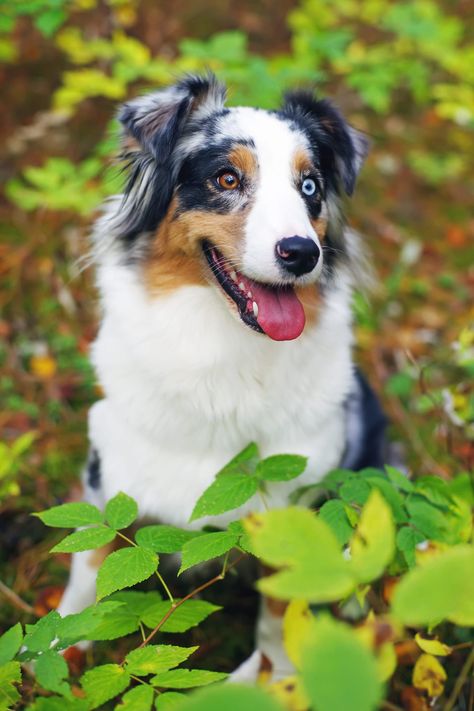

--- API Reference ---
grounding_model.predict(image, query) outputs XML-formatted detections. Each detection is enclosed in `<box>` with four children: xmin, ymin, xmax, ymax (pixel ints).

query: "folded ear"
<box><xmin>281</xmin><ymin>91</ymin><xmax>369</xmax><ymax>196</ymax></box>
<box><xmin>118</xmin><ymin>73</ymin><xmax>227</xmax><ymax>165</ymax></box>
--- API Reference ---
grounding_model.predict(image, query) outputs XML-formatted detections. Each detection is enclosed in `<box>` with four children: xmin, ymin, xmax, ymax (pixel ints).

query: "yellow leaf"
<box><xmin>269</xmin><ymin>676</ymin><xmax>309</xmax><ymax>711</ymax></box>
<box><xmin>415</xmin><ymin>634</ymin><xmax>451</xmax><ymax>657</ymax></box>
<box><xmin>377</xmin><ymin>643</ymin><xmax>397</xmax><ymax>682</ymax></box>
<box><xmin>413</xmin><ymin>653</ymin><xmax>447</xmax><ymax>698</ymax></box>
<box><xmin>350</xmin><ymin>489</ymin><xmax>395</xmax><ymax>583</ymax></box>
<box><xmin>283</xmin><ymin>600</ymin><xmax>315</xmax><ymax>669</ymax></box>
<box><xmin>30</xmin><ymin>354</ymin><xmax>57</xmax><ymax>379</ymax></box>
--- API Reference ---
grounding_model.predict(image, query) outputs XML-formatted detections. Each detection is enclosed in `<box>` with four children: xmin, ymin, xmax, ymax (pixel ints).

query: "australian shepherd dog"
<box><xmin>58</xmin><ymin>74</ymin><xmax>387</xmax><ymax>679</ymax></box>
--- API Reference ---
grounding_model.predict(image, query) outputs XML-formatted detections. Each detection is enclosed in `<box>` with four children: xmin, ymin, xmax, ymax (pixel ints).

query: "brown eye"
<box><xmin>216</xmin><ymin>171</ymin><xmax>240</xmax><ymax>190</ymax></box>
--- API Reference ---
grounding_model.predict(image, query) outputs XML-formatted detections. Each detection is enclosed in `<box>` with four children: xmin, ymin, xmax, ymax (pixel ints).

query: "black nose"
<box><xmin>275</xmin><ymin>236</ymin><xmax>320</xmax><ymax>277</ymax></box>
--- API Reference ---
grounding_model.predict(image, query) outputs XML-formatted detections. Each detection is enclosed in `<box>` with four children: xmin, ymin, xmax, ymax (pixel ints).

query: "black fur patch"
<box><xmin>342</xmin><ymin>370</ymin><xmax>387</xmax><ymax>471</ymax></box>
<box><xmin>86</xmin><ymin>448</ymin><xmax>102</xmax><ymax>490</ymax></box>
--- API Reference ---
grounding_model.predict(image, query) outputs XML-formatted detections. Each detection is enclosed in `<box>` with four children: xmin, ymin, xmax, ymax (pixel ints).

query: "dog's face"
<box><xmin>116</xmin><ymin>75</ymin><xmax>369</xmax><ymax>341</ymax></box>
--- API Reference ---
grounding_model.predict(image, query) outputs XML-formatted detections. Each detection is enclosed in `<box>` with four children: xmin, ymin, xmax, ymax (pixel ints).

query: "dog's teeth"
<box><xmin>247</xmin><ymin>291</ymin><xmax>252</xmax><ymax>298</ymax></box>
<box><xmin>239</xmin><ymin>282</ymin><xmax>245</xmax><ymax>291</ymax></box>
<box><xmin>252</xmin><ymin>301</ymin><xmax>259</xmax><ymax>317</ymax></box>
<box><xmin>230</xmin><ymin>271</ymin><xmax>237</xmax><ymax>282</ymax></box>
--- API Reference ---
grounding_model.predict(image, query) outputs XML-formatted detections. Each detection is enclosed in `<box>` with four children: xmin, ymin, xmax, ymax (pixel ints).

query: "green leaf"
<box><xmin>23</xmin><ymin>611</ymin><xmax>60</xmax><ymax>654</ymax></box>
<box><xmin>179</xmin><ymin>532</ymin><xmax>239</xmax><ymax>574</ymax></box>
<box><xmin>125</xmin><ymin>645</ymin><xmax>197</xmax><ymax>675</ymax></box>
<box><xmin>151</xmin><ymin>669</ymin><xmax>227</xmax><ymax>689</ymax></box>
<box><xmin>81</xmin><ymin>664</ymin><xmax>131</xmax><ymax>709</ymax></box>
<box><xmin>0</xmin><ymin>624</ymin><xmax>23</xmax><ymax>665</ymax></box>
<box><xmin>0</xmin><ymin>661</ymin><xmax>21</xmax><ymax>711</ymax></box>
<box><xmin>190</xmin><ymin>473</ymin><xmax>259</xmax><ymax>522</ymax></box>
<box><xmin>301</xmin><ymin>617</ymin><xmax>382</xmax><ymax>711</ymax></box>
<box><xmin>385</xmin><ymin>465</ymin><xmax>413</xmax><ymax>493</ymax></box>
<box><xmin>340</xmin><ymin>477</ymin><xmax>372</xmax><ymax>506</ymax></box>
<box><xmin>51</xmin><ymin>525</ymin><xmax>116</xmax><ymax>553</ymax></box>
<box><xmin>414</xmin><ymin>476</ymin><xmax>454</xmax><ymax>509</ymax></box>
<box><xmin>116</xmin><ymin>685</ymin><xmax>154</xmax><ymax>710</ymax></box>
<box><xmin>350</xmin><ymin>489</ymin><xmax>396</xmax><ymax>583</ymax></box>
<box><xmin>396</xmin><ymin>526</ymin><xmax>426</xmax><ymax>567</ymax></box>
<box><xmin>155</xmin><ymin>692</ymin><xmax>187</xmax><ymax>709</ymax></box>
<box><xmin>256</xmin><ymin>454</ymin><xmax>307</xmax><ymax>482</ymax></box>
<box><xmin>246</xmin><ymin>507</ymin><xmax>355</xmax><ymax>602</ymax></box>
<box><xmin>318</xmin><ymin>500</ymin><xmax>353</xmax><ymax>546</ymax></box>
<box><xmin>35</xmin><ymin>502</ymin><xmax>103</xmax><ymax>528</ymax></box>
<box><xmin>365</xmin><ymin>478</ymin><xmax>408</xmax><ymax>524</ymax></box>
<box><xmin>218</xmin><ymin>442</ymin><xmax>260</xmax><ymax>476</ymax></box>
<box><xmin>142</xmin><ymin>600</ymin><xmax>221</xmax><ymax>632</ymax></box>
<box><xmin>135</xmin><ymin>525</ymin><xmax>199</xmax><ymax>553</ymax></box>
<box><xmin>170</xmin><ymin>684</ymin><xmax>284</xmax><ymax>711</ymax></box>
<box><xmin>56</xmin><ymin>602</ymin><xmax>129</xmax><ymax>645</ymax></box>
<box><xmin>105</xmin><ymin>492</ymin><xmax>138</xmax><ymax>530</ymax></box>
<box><xmin>35</xmin><ymin>650</ymin><xmax>70</xmax><ymax>697</ymax></box>
<box><xmin>406</xmin><ymin>494</ymin><xmax>450</xmax><ymax>540</ymax></box>
<box><xmin>96</xmin><ymin>547</ymin><xmax>158</xmax><ymax>600</ymax></box>
<box><xmin>392</xmin><ymin>545</ymin><xmax>474</xmax><ymax>627</ymax></box>
<box><xmin>28</xmin><ymin>697</ymin><xmax>89</xmax><ymax>711</ymax></box>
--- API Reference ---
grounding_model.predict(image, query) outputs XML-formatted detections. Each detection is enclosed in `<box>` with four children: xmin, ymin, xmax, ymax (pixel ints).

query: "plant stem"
<box><xmin>136</xmin><ymin>553</ymin><xmax>246</xmax><ymax>649</ymax></box>
<box><xmin>444</xmin><ymin>645</ymin><xmax>474</xmax><ymax>711</ymax></box>
<box><xmin>155</xmin><ymin>569</ymin><xmax>174</xmax><ymax>603</ymax></box>
<box><xmin>0</xmin><ymin>580</ymin><xmax>36</xmax><ymax>615</ymax></box>
<box><xmin>116</xmin><ymin>530</ymin><xmax>136</xmax><ymax>547</ymax></box>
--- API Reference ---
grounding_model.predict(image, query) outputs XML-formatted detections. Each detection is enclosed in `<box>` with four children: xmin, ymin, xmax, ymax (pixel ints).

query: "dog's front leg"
<box><xmin>231</xmin><ymin>595</ymin><xmax>293</xmax><ymax>683</ymax></box>
<box><xmin>57</xmin><ymin>543</ymin><xmax>113</xmax><ymax>619</ymax></box>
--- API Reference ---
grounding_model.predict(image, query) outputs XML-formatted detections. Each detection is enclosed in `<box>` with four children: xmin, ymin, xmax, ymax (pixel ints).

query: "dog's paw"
<box><xmin>229</xmin><ymin>649</ymin><xmax>294</xmax><ymax>683</ymax></box>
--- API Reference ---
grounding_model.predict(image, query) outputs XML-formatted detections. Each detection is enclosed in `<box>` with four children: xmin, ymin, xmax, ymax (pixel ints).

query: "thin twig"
<box><xmin>0</xmin><ymin>580</ymin><xmax>36</xmax><ymax>615</ymax></box>
<box><xmin>136</xmin><ymin>553</ymin><xmax>246</xmax><ymax>650</ymax></box>
<box><xmin>444</xmin><ymin>645</ymin><xmax>474</xmax><ymax>711</ymax></box>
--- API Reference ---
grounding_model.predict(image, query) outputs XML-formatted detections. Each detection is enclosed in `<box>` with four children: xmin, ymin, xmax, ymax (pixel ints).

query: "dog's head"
<box><xmin>110</xmin><ymin>74</ymin><xmax>368</xmax><ymax>341</ymax></box>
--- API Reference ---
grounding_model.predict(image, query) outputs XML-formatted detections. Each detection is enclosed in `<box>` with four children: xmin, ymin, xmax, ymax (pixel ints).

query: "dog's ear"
<box><xmin>119</xmin><ymin>74</ymin><xmax>227</xmax><ymax>165</ymax></box>
<box><xmin>281</xmin><ymin>91</ymin><xmax>369</xmax><ymax>196</ymax></box>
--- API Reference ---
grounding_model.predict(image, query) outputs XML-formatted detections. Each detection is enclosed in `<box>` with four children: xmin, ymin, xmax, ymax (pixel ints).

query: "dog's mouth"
<box><xmin>202</xmin><ymin>241</ymin><xmax>305</xmax><ymax>341</ymax></box>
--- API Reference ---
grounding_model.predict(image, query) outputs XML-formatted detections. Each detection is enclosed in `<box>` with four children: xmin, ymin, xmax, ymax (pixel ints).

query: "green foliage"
<box><xmin>0</xmin><ymin>431</ymin><xmax>36</xmax><ymax>500</ymax></box>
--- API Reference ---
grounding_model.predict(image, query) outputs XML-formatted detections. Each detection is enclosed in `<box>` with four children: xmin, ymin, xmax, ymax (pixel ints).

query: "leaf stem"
<box><xmin>155</xmin><ymin>569</ymin><xmax>174</xmax><ymax>603</ymax></box>
<box><xmin>136</xmin><ymin>553</ymin><xmax>246</xmax><ymax>650</ymax></box>
<box><xmin>116</xmin><ymin>530</ymin><xmax>136</xmax><ymax>547</ymax></box>
<box><xmin>444</xmin><ymin>644</ymin><xmax>474</xmax><ymax>711</ymax></box>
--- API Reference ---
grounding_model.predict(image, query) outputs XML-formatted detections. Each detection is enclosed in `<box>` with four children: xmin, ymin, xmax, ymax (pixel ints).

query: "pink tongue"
<box><xmin>250</xmin><ymin>282</ymin><xmax>305</xmax><ymax>341</ymax></box>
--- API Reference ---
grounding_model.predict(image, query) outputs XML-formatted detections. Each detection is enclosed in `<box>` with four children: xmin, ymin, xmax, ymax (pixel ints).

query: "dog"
<box><xmin>57</xmin><ymin>74</ymin><xmax>387</xmax><ymax>679</ymax></box>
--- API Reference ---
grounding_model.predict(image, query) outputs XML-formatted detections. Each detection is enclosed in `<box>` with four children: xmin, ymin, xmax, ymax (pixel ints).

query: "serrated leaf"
<box><xmin>35</xmin><ymin>502</ymin><xmax>103</xmax><ymax>528</ymax></box>
<box><xmin>190</xmin><ymin>473</ymin><xmax>259</xmax><ymax>522</ymax></box>
<box><xmin>27</xmin><ymin>697</ymin><xmax>89</xmax><ymax>711</ymax></box>
<box><xmin>142</xmin><ymin>600</ymin><xmax>221</xmax><ymax>632</ymax></box>
<box><xmin>36</xmin><ymin>650</ymin><xmax>70</xmax><ymax>697</ymax></box>
<box><xmin>0</xmin><ymin>624</ymin><xmax>23</xmax><ymax>665</ymax></box>
<box><xmin>414</xmin><ymin>634</ymin><xmax>451</xmax><ymax>657</ymax></box>
<box><xmin>105</xmin><ymin>492</ymin><xmax>138</xmax><ymax>530</ymax></box>
<box><xmin>385</xmin><ymin>465</ymin><xmax>413</xmax><ymax>493</ymax></box>
<box><xmin>23</xmin><ymin>611</ymin><xmax>60</xmax><ymax>654</ymax></box>
<box><xmin>340</xmin><ymin>477</ymin><xmax>372</xmax><ymax>505</ymax></box>
<box><xmin>81</xmin><ymin>664</ymin><xmax>130</xmax><ymax>708</ymax></box>
<box><xmin>179</xmin><ymin>532</ymin><xmax>239</xmax><ymax>574</ymax></box>
<box><xmin>96</xmin><ymin>547</ymin><xmax>158</xmax><ymax>600</ymax></box>
<box><xmin>155</xmin><ymin>692</ymin><xmax>187</xmax><ymax>709</ymax></box>
<box><xmin>245</xmin><ymin>507</ymin><xmax>355</xmax><ymax>602</ymax></box>
<box><xmin>151</xmin><ymin>668</ymin><xmax>227</xmax><ymax>689</ymax></box>
<box><xmin>318</xmin><ymin>500</ymin><xmax>353</xmax><ymax>546</ymax></box>
<box><xmin>256</xmin><ymin>454</ymin><xmax>307</xmax><ymax>482</ymax></box>
<box><xmin>392</xmin><ymin>545</ymin><xmax>474</xmax><ymax>626</ymax></box>
<box><xmin>301</xmin><ymin>617</ymin><xmax>382</xmax><ymax>711</ymax></box>
<box><xmin>51</xmin><ymin>525</ymin><xmax>116</xmax><ymax>553</ymax></box>
<box><xmin>135</xmin><ymin>525</ymin><xmax>199</xmax><ymax>553</ymax></box>
<box><xmin>116</xmin><ymin>685</ymin><xmax>154</xmax><ymax>710</ymax></box>
<box><xmin>405</xmin><ymin>494</ymin><xmax>450</xmax><ymax>540</ymax></box>
<box><xmin>396</xmin><ymin>526</ymin><xmax>426</xmax><ymax>567</ymax></box>
<box><xmin>350</xmin><ymin>489</ymin><xmax>395</xmax><ymax>583</ymax></box>
<box><xmin>55</xmin><ymin>602</ymin><xmax>125</xmax><ymax>645</ymax></box>
<box><xmin>0</xmin><ymin>661</ymin><xmax>21</xmax><ymax>710</ymax></box>
<box><xmin>412</xmin><ymin>654</ymin><xmax>447</xmax><ymax>697</ymax></box>
<box><xmin>365</xmin><ymin>478</ymin><xmax>408</xmax><ymax>524</ymax></box>
<box><xmin>414</xmin><ymin>476</ymin><xmax>454</xmax><ymax>509</ymax></box>
<box><xmin>126</xmin><ymin>645</ymin><xmax>197</xmax><ymax>675</ymax></box>
<box><xmin>167</xmin><ymin>685</ymin><xmax>284</xmax><ymax>711</ymax></box>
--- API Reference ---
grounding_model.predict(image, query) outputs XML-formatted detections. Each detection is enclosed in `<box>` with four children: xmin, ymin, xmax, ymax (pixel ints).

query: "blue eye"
<box><xmin>301</xmin><ymin>178</ymin><xmax>317</xmax><ymax>196</ymax></box>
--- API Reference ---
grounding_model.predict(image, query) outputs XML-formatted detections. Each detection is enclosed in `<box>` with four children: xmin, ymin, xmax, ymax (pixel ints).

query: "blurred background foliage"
<box><xmin>0</xmin><ymin>0</ymin><xmax>473</xmax><ymax>660</ymax></box>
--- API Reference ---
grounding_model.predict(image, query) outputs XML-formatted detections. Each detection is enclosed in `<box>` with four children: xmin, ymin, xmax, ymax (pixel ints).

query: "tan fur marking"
<box><xmin>295</xmin><ymin>284</ymin><xmax>321</xmax><ymax>327</ymax></box>
<box><xmin>228</xmin><ymin>145</ymin><xmax>258</xmax><ymax>178</ymax></box>
<box><xmin>292</xmin><ymin>147</ymin><xmax>314</xmax><ymax>178</ymax></box>
<box><xmin>144</xmin><ymin>200</ymin><xmax>248</xmax><ymax>295</ymax></box>
<box><xmin>87</xmin><ymin>541</ymin><xmax>116</xmax><ymax>569</ymax></box>
<box><xmin>311</xmin><ymin>215</ymin><xmax>328</xmax><ymax>242</ymax></box>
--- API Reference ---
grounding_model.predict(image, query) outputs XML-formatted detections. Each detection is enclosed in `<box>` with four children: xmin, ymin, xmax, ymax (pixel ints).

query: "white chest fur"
<box><xmin>88</xmin><ymin>262</ymin><xmax>355</xmax><ymax>528</ymax></box>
